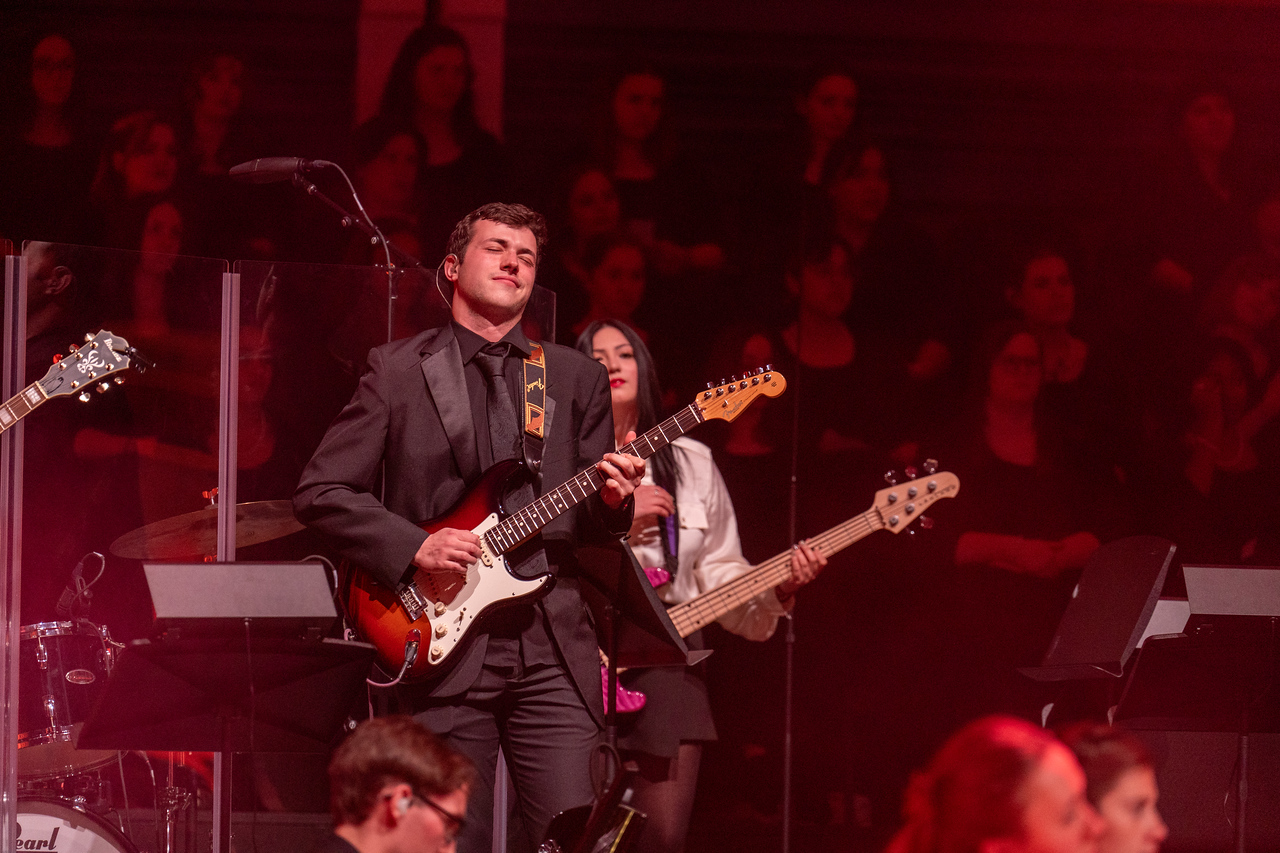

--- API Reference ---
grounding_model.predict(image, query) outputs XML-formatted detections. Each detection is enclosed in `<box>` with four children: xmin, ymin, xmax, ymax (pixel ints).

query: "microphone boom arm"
<box><xmin>290</xmin><ymin>172</ymin><xmax>430</xmax><ymax>273</ymax></box>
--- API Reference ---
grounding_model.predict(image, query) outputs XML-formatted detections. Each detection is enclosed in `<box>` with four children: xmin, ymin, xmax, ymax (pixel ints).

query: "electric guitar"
<box><xmin>345</xmin><ymin>367</ymin><xmax>788</xmax><ymax>681</ymax></box>
<box><xmin>668</xmin><ymin>469</ymin><xmax>960</xmax><ymax>638</ymax></box>
<box><xmin>0</xmin><ymin>331</ymin><xmax>138</xmax><ymax>434</ymax></box>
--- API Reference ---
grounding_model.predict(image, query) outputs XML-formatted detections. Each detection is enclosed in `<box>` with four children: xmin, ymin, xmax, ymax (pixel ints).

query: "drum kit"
<box><xmin>15</xmin><ymin>499</ymin><xmax>304</xmax><ymax>853</ymax></box>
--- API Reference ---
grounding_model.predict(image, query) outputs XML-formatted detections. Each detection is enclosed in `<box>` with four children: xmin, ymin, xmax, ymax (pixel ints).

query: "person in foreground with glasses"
<box><xmin>314</xmin><ymin>716</ymin><xmax>474</xmax><ymax>853</ymax></box>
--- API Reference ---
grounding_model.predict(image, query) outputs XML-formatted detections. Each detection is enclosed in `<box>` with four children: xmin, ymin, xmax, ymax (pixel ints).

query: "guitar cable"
<box><xmin>365</xmin><ymin>629</ymin><xmax>420</xmax><ymax>689</ymax></box>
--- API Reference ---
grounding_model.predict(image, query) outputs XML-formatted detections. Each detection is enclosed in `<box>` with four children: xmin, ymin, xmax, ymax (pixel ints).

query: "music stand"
<box><xmin>575</xmin><ymin>542</ymin><xmax>705</xmax><ymax>747</ymax></box>
<box><xmin>79</xmin><ymin>635</ymin><xmax>375</xmax><ymax>853</ymax></box>
<box><xmin>1021</xmin><ymin>536</ymin><xmax>1176</xmax><ymax>682</ymax></box>
<box><xmin>1115</xmin><ymin>565</ymin><xmax>1280</xmax><ymax>853</ymax></box>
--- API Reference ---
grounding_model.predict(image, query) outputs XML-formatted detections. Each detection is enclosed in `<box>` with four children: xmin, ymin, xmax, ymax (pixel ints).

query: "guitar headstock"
<box><xmin>38</xmin><ymin>330</ymin><xmax>135</xmax><ymax>402</ymax></box>
<box><xmin>694</xmin><ymin>367</ymin><xmax>787</xmax><ymax>423</ymax></box>
<box><xmin>871</xmin><ymin>470</ymin><xmax>960</xmax><ymax>534</ymax></box>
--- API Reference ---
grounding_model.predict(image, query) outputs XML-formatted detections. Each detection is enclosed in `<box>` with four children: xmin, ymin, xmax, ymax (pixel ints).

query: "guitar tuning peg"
<box><xmin>923</xmin><ymin>458</ymin><xmax>938</xmax><ymax>475</ymax></box>
<box><xmin>765</xmin><ymin>363</ymin><xmax>773</xmax><ymax>372</ymax></box>
<box><xmin>904</xmin><ymin>465</ymin><xmax>918</xmax><ymax>480</ymax></box>
<box><xmin>918</xmin><ymin>515</ymin><xmax>934</xmax><ymax>530</ymax></box>
<box><xmin>883</xmin><ymin>470</ymin><xmax>898</xmax><ymax>486</ymax></box>
<box><xmin>78</xmin><ymin>391</ymin><xmax>91</xmax><ymax>402</ymax></box>
<box><xmin>96</xmin><ymin>382</ymin><xmax>110</xmax><ymax>393</ymax></box>
<box><xmin>705</xmin><ymin>381</ymin><xmax>715</xmax><ymax>390</ymax></box>
<box><xmin>84</xmin><ymin>332</ymin><xmax>93</xmax><ymax>342</ymax></box>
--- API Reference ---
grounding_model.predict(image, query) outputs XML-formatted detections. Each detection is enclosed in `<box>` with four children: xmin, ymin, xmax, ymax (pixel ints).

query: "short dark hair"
<box><xmin>328</xmin><ymin>716</ymin><xmax>474</xmax><ymax>826</ymax></box>
<box><xmin>1058</xmin><ymin>722</ymin><xmax>1155</xmax><ymax>807</ymax></box>
<box><xmin>446</xmin><ymin>202</ymin><xmax>549</xmax><ymax>266</ymax></box>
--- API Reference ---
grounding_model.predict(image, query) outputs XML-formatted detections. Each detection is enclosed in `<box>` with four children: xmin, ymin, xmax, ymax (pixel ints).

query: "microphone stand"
<box><xmin>289</xmin><ymin>169</ymin><xmax>437</xmax><ymax>347</ymax></box>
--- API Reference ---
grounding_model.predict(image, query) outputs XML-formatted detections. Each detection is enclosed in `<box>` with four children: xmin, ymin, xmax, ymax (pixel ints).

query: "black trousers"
<box><xmin>416</xmin><ymin>660</ymin><xmax>602</xmax><ymax>853</ymax></box>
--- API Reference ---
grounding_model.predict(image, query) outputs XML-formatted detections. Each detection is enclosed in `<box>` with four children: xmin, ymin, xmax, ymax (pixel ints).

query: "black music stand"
<box><xmin>1115</xmin><ymin>565</ymin><xmax>1280</xmax><ymax>853</ymax></box>
<box><xmin>575</xmin><ymin>542</ymin><xmax>705</xmax><ymax>748</ymax></box>
<box><xmin>79</xmin><ymin>635</ymin><xmax>375</xmax><ymax>853</ymax></box>
<box><xmin>1021</xmin><ymin>536</ymin><xmax>1176</xmax><ymax>682</ymax></box>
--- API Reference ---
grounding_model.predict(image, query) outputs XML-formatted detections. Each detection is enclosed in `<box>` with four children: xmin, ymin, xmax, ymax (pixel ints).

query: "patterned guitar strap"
<box><xmin>522</xmin><ymin>343</ymin><xmax>546</xmax><ymax>478</ymax></box>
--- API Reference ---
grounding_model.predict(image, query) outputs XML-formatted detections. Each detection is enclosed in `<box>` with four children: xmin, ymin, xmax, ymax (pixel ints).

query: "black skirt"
<box><xmin>614</xmin><ymin>630</ymin><xmax>717</xmax><ymax>758</ymax></box>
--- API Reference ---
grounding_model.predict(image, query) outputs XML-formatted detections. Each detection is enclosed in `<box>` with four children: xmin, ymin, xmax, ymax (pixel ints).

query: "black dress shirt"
<box><xmin>450</xmin><ymin>321</ymin><xmax>557</xmax><ymax>669</ymax></box>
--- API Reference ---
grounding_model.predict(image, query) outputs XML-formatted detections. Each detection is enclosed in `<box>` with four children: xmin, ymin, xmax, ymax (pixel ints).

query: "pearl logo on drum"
<box><xmin>65</xmin><ymin>669</ymin><xmax>95</xmax><ymax>685</ymax></box>
<box><xmin>15</xmin><ymin>822</ymin><xmax>59</xmax><ymax>850</ymax></box>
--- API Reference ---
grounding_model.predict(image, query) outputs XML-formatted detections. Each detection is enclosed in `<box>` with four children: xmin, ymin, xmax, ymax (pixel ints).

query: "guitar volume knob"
<box><xmin>430</xmin><ymin>646</ymin><xmax>443</xmax><ymax>660</ymax></box>
<box><xmin>434</xmin><ymin>623</ymin><xmax>448</xmax><ymax>638</ymax></box>
<box><xmin>434</xmin><ymin>601</ymin><xmax>447</xmax><ymax>616</ymax></box>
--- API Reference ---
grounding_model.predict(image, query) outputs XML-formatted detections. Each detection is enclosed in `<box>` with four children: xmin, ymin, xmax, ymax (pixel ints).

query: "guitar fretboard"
<box><xmin>667</xmin><ymin>508</ymin><xmax>882</xmax><ymax>637</ymax></box>
<box><xmin>484</xmin><ymin>403</ymin><xmax>706</xmax><ymax>554</ymax></box>
<box><xmin>0</xmin><ymin>383</ymin><xmax>47</xmax><ymax>434</ymax></box>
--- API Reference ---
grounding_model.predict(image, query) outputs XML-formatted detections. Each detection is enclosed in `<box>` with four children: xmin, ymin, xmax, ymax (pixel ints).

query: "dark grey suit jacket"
<box><xmin>294</xmin><ymin>324</ymin><xmax>629</xmax><ymax>722</ymax></box>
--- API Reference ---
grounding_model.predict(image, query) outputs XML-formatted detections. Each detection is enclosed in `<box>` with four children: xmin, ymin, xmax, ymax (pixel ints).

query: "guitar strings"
<box><xmin>670</xmin><ymin>511</ymin><xmax>879</xmax><ymax>635</ymax></box>
<box><xmin>486</xmin><ymin>404</ymin><xmax>704</xmax><ymax>553</ymax></box>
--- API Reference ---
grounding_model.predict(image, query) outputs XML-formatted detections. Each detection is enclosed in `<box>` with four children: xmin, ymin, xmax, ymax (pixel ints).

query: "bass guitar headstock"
<box><xmin>871</xmin><ymin>462</ymin><xmax>960</xmax><ymax>534</ymax></box>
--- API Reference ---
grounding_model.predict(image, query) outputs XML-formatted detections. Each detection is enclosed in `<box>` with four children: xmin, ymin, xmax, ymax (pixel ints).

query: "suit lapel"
<box><xmin>420</xmin><ymin>327</ymin><xmax>481</xmax><ymax>483</ymax></box>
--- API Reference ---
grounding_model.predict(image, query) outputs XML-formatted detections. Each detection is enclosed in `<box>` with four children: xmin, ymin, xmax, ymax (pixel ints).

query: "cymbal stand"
<box><xmin>158</xmin><ymin>753</ymin><xmax>193</xmax><ymax>853</ymax></box>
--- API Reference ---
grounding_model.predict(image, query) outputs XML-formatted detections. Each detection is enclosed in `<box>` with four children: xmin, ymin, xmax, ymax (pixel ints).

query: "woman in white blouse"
<box><xmin>577</xmin><ymin>319</ymin><xmax>826</xmax><ymax>853</ymax></box>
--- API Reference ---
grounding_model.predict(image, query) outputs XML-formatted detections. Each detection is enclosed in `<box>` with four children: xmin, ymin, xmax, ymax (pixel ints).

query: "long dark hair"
<box><xmin>378</xmin><ymin>25</ymin><xmax>483</xmax><ymax>147</ymax></box>
<box><xmin>587</xmin><ymin>61</ymin><xmax>677</xmax><ymax>175</ymax></box>
<box><xmin>575</xmin><ymin>318</ymin><xmax>682</xmax><ymax>498</ymax></box>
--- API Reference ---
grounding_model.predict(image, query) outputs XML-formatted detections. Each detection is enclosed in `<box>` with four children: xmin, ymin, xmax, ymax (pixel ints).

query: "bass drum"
<box><xmin>17</xmin><ymin>797</ymin><xmax>138</xmax><ymax>853</ymax></box>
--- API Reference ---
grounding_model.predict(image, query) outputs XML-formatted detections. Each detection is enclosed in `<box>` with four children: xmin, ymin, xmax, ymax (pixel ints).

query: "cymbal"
<box><xmin>110</xmin><ymin>501</ymin><xmax>304</xmax><ymax>560</ymax></box>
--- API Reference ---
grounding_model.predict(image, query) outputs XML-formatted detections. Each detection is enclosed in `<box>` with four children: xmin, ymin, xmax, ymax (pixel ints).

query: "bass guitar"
<box><xmin>345</xmin><ymin>367</ymin><xmax>788</xmax><ymax>682</ymax></box>
<box><xmin>669</xmin><ymin>468</ymin><xmax>960</xmax><ymax>638</ymax></box>
<box><xmin>0</xmin><ymin>330</ymin><xmax>139</xmax><ymax>434</ymax></box>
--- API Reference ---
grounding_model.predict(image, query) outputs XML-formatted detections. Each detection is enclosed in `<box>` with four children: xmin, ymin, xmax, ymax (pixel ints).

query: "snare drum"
<box><xmin>19</xmin><ymin>621</ymin><xmax>119</xmax><ymax>780</ymax></box>
<box><xmin>18</xmin><ymin>797</ymin><xmax>139</xmax><ymax>853</ymax></box>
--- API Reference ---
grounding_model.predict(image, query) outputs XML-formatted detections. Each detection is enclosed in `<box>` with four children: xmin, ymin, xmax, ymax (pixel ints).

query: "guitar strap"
<box><xmin>522</xmin><ymin>343</ymin><xmax>546</xmax><ymax>481</ymax></box>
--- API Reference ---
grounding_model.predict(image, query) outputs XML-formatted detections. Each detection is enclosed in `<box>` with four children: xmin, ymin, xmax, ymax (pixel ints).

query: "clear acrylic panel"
<box><xmin>20</xmin><ymin>242</ymin><xmax>228</xmax><ymax>643</ymax></box>
<box><xmin>231</xmin><ymin>260</ymin><xmax>555</xmax><ymax>518</ymax></box>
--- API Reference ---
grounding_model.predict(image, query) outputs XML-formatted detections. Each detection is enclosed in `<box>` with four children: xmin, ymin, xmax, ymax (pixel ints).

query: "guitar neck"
<box><xmin>0</xmin><ymin>382</ymin><xmax>47</xmax><ymax>435</ymax></box>
<box><xmin>485</xmin><ymin>404</ymin><xmax>705</xmax><ymax>554</ymax></box>
<box><xmin>667</xmin><ymin>506</ymin><xmax>882</xmax><ymax>637</ymax></box>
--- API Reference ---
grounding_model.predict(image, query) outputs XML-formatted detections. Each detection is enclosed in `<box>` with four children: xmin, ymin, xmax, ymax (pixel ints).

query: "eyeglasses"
<box><xmin>413</xmin><ymin>793</ymin><xmax>467</xmax><ymax>843</ymax></box>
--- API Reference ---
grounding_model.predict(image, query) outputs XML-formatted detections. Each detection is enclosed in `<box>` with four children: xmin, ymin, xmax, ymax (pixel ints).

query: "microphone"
<box><xmin>228</xmin><ymin>157</ymin><xmax>325</xmax><ymax>184</ymax></box>
<box><xmin>55</xmin><ymin>553</ymin><xmax>89</xmax><ymax>618</ymax></box>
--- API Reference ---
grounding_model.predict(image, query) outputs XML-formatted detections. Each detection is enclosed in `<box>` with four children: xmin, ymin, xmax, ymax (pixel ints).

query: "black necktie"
<box><xmin>475</xmin><ymin>343</ymin><xmax>520</xmax><ymax>465</ymax></box>
<box><xmin>475</xmin><ymin>342</ymin><xmax>547</xmax><ymax>579</ymax></box>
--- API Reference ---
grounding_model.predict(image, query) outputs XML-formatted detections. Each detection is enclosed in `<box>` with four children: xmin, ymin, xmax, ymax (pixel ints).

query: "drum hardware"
<box><xmin>158</xmin><ymin>753</ymin><xmax>195</xmax><ymax>853</ymax></box>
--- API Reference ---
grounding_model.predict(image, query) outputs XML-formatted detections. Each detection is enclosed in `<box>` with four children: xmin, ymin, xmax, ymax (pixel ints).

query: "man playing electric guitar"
<box><xmin>294</xmin><ymin>203</ymin><xmax>645</xmax><ymax>853</ymax></box>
